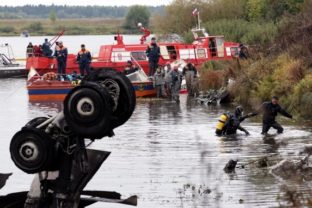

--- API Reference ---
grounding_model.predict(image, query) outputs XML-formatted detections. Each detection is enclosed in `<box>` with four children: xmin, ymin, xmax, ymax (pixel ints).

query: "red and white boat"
<box><xmin>26</xmin><ymin>19</ymin><xmax>239</xmax><ymax>75</ymax></box>
<box><xmin>27</xmin><ymin>68</ymin><xmax>157</xmax><ymax>102</ymax></box>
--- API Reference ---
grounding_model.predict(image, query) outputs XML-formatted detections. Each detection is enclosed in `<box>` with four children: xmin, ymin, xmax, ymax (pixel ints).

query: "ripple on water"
<box><xmin>0</xmin><ymin>84</ymin><xmax>311</xmax><ymax>207</ymax></box>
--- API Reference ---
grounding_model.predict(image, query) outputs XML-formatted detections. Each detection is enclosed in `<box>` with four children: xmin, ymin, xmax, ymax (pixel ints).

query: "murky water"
<box><xmin>0</xmin><ymin>78</ymin><xmax>311</xmax><ymax>208</ymax></box>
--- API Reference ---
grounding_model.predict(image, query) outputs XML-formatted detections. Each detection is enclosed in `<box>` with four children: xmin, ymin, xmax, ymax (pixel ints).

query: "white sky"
<box><xmin>0</xmin><ymin>0</ymin><xmax>172</xmax><ymax>6</ymax></box>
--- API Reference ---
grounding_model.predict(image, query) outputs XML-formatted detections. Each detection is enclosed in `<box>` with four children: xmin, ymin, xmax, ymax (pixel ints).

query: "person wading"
<box><xmin>170</xmin><ymin>65</ymin><xmax>182</xmax><ymax>103</ymax></box>
<box><xmin>153</xmin><ymin>67</ymin><xmax>165</xmax><ymax>98</ymax></box>
<box><xmin>54</xmin><ymin>41</ymin><xmax>68</xmax><ymax>80</ymax></box>
<box><xmin>182</xmin><ymin>62</ymin><xmax>198</xmax><ymax>97</ymax></box>
<box><xmin>252</xmin><ymin>96</ymin><xmax>293</xmax><ymax>135</ymax></box>
<box><xmin>146</xmin><ymin>37</ymin><xmax>160</xmax><ymax>77</ymax></box>
<box><xmin>216</xmin><ymin>106</ymin><xmax>255</xmax><ymax>136</ymax></box>
<box><xmin>76</xmin><ymin>44</ymin><xmax>92</xmax><ymax>77</ymax></box>
<box><xmin>164</xmin><ymin>62</ymin><xmax>173</xmax><ymax>98</ymax></box>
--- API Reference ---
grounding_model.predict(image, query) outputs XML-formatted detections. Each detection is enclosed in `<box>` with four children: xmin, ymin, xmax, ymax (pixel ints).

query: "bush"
<box><xmin>26</xmin><ymin>22</ymin><xmax>43</xmax><ymax>32</ymax></box>
<box><xmin>203</xmin><ymin>19</ymin><xmax>277</xmax><ymax>46</ymax></box>
<box><xmin>0</xmin><ymin>26</ymin><xmax>15</xmax><ymax>33</ymax></box>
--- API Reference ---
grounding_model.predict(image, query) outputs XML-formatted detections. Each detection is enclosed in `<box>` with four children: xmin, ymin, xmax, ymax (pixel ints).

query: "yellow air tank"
<box><xmin>216</xmin><ymin>114</ymin><xmax>228</xmax><ymax>135</ymax></box>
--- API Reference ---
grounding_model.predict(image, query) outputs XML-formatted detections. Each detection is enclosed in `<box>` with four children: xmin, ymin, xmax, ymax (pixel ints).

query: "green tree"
<box><xmin>246</xmin><ymin>0</ymin><xmax>266</xmax><ymax>21</ymax></box>
<box><xmin>49</xmin><ymin>10</ymin><xmax>57</xmax><ymax>23</ymax></box>
<box><xmin>123</xmin><ymin>5</ymin><xmax>151</xmax><ymax>32</ymax></box>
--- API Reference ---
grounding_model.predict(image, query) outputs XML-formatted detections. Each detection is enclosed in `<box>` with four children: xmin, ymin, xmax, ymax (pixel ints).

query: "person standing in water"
<box><xmin>252</xmin><ymin>96</ymin><xmax>293</xmax><ymax>135</ymax></box>
<box><xmin>170</xmin><ymin>65</ymin><xmax>182</xmax><ymax>103</ymax></box>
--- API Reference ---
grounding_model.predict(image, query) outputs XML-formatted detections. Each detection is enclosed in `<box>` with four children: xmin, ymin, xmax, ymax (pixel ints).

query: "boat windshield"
<box><xmin>127</xmin><ymin>69</ymin><xmax>149</xmax><ymax>82</ymax></box>
<box><xmin>0</xmin><ymin>54</ymin><xmax>12</xmax><ymax>65</ymax></box>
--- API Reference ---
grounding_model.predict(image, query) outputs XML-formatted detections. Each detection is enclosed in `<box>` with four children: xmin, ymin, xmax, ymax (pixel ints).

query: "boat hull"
<box><xmin>27</xmin><ymin>80</ymin><xmax>156</xmax><ymax>102</ymax></box>
<box><xmin>0</xmin><ymin>68</ymin><xmax>27</xmax><ymax>78</ymax></box>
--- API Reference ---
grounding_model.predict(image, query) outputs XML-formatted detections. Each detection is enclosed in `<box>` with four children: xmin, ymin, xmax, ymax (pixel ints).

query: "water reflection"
<box><xmin>0</xmin><ymin>81</ymin><xmax>312</xmax><ymax>208</ymax></box>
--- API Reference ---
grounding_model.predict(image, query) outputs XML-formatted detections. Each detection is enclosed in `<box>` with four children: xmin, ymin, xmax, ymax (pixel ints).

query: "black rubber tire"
<box><xmin>10</xmin><ymin>128</ymin><xmax>55</xmax><ymax>174</ymax></box>
<box><xmin>25</xmin><ymin>117</ymin><xmax>49</xmax><ymax>128</ymax></box>
<box><xmin>63</xmin><ymin>82</ymin><xmax>113</xmax><ymax>139</ymax></box>
<box><xmin>84</xmin><ymin>68</ymin><xmax>136</xmax><ymax>129</ymax></box>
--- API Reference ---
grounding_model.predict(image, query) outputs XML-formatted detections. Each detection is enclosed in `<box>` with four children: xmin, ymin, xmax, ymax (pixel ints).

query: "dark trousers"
<box><xmin>149</xmin><ymin>61</ymin><xmax>158</xmax><ymax>77</ymax></box>
<box><xmin>262</xmin><ymin>121</ymin><xmax>284</xmax><ymax>134</ymax></box>
<box><xmin>57</xmin><ymin>61</ymin><xmax>66</xmax><ymax>75</ymax></box>
<box><xmin>155</xmin><ymin>85</ymin><xmax>162</xmax><ymax>98</ymax></box>
<box><xmin>79</xmin><ymin>63</ymin><xmax>90</xmax><ymax>76</ymax></box>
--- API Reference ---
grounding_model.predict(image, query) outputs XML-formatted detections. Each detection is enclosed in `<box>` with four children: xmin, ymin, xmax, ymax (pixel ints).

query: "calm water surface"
<box><xmin>0</xmin><ymin>35</ymin><xmax>142</xmax><ymax>59</ymax></box>
<box><xmin>0</xmin><ymin>76</ymin><xmax>311</xmax><ymax>208</ymax></box>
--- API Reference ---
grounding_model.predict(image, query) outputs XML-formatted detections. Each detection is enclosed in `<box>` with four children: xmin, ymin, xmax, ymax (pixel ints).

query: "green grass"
<box><xmin>0</xmin><ymin>18</ymin><xmax>125</xmax><ymax>36</ymax></box>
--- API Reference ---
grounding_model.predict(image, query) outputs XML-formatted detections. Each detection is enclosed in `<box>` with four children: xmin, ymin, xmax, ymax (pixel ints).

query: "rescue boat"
<box><xmin>26</xmin><ymin>18</ymin><xmax>240</xmax><ymax>75</ymax></box>
<box><xmin>27</xmin><ymin>68</ymin><xmax>156</xmax><ymax>102</ymax></box>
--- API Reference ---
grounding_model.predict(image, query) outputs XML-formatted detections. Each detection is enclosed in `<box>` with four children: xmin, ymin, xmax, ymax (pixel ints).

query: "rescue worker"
<box><xmin>239</xmin><ymin>43</ymin><xmax>249</xmax><ymax>59</ymax></box>
<box><xmin>171</xmin><ymin>65</ymin><xmax>182</xmax><ymax>102</ymax></box>
<box><xmin>33</xmin><ymin>45</ymin><xmax>42</xmax><ymax>57</ymax></box>
<box><xmin>216</xmin><ymin>106</ymin><xmax>255</xmax><ymax>136</ymax></box>
<box><xmin>42</xmin><ymin>38</ymin><xmax>52</xmax><ymax>57</ymax></box>
<box><xmin>26</xmin><ymin>42</ymin><xmax>33</xmax><ymax>57</ymax></box>
<box><xmin>146</xmin><ymin>37</ymin><xmax>160</xmax><ymax>77</ymax></box>
<box><xmin>76</xmin><ymin>44</ymin><xmax>92</xmax><ymax>76</ymax></box>
<box><xmin>252</xmin><ymin>96</ymin><xmax>293</xmax><ymax>135</ymax></box>
<box><xmin>153</xmin><ymin>67</ymin><xmax>165</xmax><ymax>98</ymax></box>
<box><xmin>54</xmin><ymin>41</ymin><xmax>68</xmax><ymax>80</ymax></box>
<box><xmin>182</xmin><ymin>62</ymin><xmax>198</xmax><ymax>97</ymax></box>
<box><xmin>124</xmin><ymin>60</ymin><xmax>138</xmax><ymax>75</ymax></box>
<box><xmin>164</xmin><ymin>62</ymin><xmax>173</xmax><ymax>98</ymax></box>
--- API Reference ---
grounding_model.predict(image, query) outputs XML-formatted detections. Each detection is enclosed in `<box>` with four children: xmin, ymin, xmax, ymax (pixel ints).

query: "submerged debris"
<box><xmin>196</xmin><ymin>88</ymin><xmax>230</xmax><ymax>105</ymax></box>
<box><xmin>257</xmin><ymin>157</ymin><xmax>269</xmax><ymax>168</ymax></box>
<box><xmin>270</xmin><ymin>146</ymin><xmax>312</xmax><ymax>180</ymax></box>
<box><xmin>224</xmin><ymin>159</ymin><xmax>237</xmax><ymax>173</ymax></box>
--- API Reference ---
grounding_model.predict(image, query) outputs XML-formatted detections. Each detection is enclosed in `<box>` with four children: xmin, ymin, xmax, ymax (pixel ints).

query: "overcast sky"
<box><xmin>0</xmin><ymin>0</ymin><xmax>172</xmax><ymax>6</ymax></box>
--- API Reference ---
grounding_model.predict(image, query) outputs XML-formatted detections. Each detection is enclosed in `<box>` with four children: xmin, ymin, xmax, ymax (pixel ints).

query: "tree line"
<box><xmin>0</xmin><ymin>5</ymin><xmax>165</xmax><ymax>19</ymax></box>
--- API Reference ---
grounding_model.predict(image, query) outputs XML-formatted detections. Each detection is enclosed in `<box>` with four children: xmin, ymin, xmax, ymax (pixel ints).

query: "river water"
<box><xmin>0</xmin><ymin>35</ymin><xmax>142</xmax><ymax>59</ymax></box>
<box><xmin>0</xmin><ymin>35</ymin><xmax>311</xmax><ymax>208</ymax></box>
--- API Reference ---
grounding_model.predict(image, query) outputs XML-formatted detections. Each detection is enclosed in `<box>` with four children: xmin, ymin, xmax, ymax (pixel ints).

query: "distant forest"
<box><xmin>0</xmin><ymin>5</ymin><xmax>165</xmax><ymax>19</ymax></box>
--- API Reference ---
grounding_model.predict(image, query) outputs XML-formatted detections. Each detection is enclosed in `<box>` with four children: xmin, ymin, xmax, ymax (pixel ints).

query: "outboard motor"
<box><xmin>8</xmin><ymin>69</ymin><xmax>137</xmax><ymax>208</ymax></box>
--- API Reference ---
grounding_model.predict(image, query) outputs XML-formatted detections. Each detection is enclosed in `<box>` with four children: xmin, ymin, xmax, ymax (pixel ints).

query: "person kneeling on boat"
<box><xmin>54</xmin><ymin>41</ymin><xmax>68</xmax><ymax>80</ymax></box>
<box><xmin>76</xmin><ymin>44</ymin><xmax>92</xmax><ymax>77</ymax></box>
<box><xmin>216</xmin><ymin>106</ymin><xmax>255</xmax><ymax>136</ymax></box>
<box><xmin>124</xmin><ymin>60</ymin><xmax>138</xmax><ymax>75</ymax></box>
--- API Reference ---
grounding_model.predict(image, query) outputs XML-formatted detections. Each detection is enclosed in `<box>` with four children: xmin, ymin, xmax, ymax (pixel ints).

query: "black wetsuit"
<box><xmin>255</xmin><ymin>102</ymin><xmax>292</xmax><ymax>134</ymax></box>
<box><xmin>218</xmin><ymin>113</ymin><xmax>251</xmax><ymax>135</ymax></box>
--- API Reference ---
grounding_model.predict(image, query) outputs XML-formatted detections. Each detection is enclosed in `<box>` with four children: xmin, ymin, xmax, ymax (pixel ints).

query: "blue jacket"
<box><xmin>146</xmin><ymin>44</ymin><xmax>160</xmax><ymax>63</ymax></box>
<box><xmin>77</xmin><ymin>49</ymin><xmax>91</xmax><ymax>64</ymax></box>
<box><xmin>54</xmin><ymin>46</ymin><xmax>68</xmax><ymax>63</ymax></box>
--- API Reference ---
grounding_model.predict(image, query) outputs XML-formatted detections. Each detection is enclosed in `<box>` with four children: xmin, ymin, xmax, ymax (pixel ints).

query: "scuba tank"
<box><xmin>216</xmin><ymin>113</ymin><xmax>229</xmax><ymax>135</ymax></box>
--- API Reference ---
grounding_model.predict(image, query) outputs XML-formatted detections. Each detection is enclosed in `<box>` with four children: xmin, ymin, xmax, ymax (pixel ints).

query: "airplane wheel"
<box><xmin>63</xmin><ymin>82</ymin><xmax>113</xmax><ymax>139</ymax></box>
<box><xmin>10</xmin><ymin>128</ymin><xmax>55</xmax><ymax>174</ymax></box>
<box><xmin>25</xmin><ymin>117</ymin><xmax>49</xmax><ymax>128</ymax></box>
<box><xmin>84</xmin><ymin>68</ymin><xmax>136</xmax><ymax>129</ymax></box>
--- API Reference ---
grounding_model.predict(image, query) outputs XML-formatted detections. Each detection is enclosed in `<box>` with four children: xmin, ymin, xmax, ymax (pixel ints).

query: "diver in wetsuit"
<box><xmin>252</xmin><ymin>96</ymin><xmax>293</xmax><ymax>135</ymax></box>
<box><xmin>216</xmin><ymin>106</ymin><xmax>255</xmax><ymax>136</ymax></box>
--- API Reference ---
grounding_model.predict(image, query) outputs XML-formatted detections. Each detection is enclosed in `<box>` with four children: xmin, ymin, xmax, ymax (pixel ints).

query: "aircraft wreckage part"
<box><xmin>63</xmin><ymin>82</ymin><xmax>113</xmax><ymax>139</ymax></box>
<box><xmin>0</xmin><ymin>190</ymin><xmax>136</xmax><ymax>207</ymax></box>
<box><xmin>84</xmin><ymin>68</ymin><xmax>136</xmax><ymax>129</ymax></box>
<box><xmin>0</xmin><ymin>173</ymin><xmax>12</xmax><ymax>190</ymax></box>
<box><xmin>25</xmin><ymin>117</ymin><xmax>49</xmax><ymax>129</ymax></box>
<box><xmin>10</xmin><ymin>128</ymin><xmax>58</xmax><ymax>174</ymax></box>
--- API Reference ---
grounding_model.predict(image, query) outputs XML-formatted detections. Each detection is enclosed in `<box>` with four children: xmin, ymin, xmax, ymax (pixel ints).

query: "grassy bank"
<box><xmin>0</xmin><ymin>18</ymin><xmax>125</xmax><ymax>36</ymax></box>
